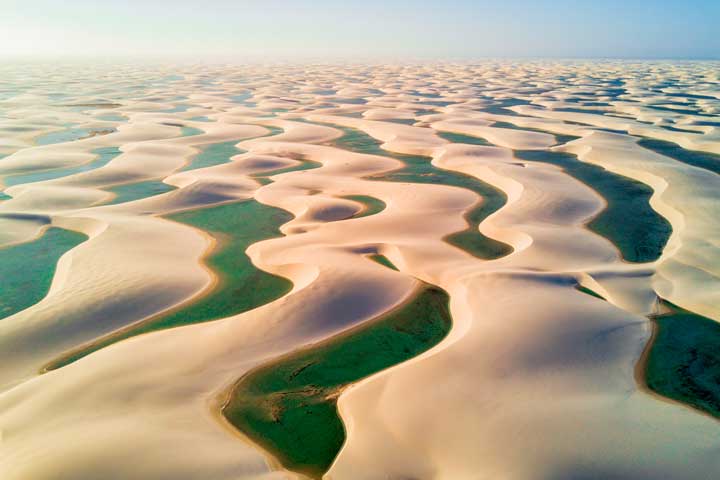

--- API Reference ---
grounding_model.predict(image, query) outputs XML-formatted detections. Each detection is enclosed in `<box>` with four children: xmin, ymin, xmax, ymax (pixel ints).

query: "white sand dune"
<box><xmin>561</xmin><ymin>131</ymin><xmax>720</xmax><ymax>321</ymax></box>
<box><xmin>1</xmin><ymin>61</ymin><xmax>719</xmax><ymax>480</ymax></box>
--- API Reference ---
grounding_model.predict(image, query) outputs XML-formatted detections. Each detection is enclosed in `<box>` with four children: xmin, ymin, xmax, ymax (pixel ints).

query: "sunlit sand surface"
<box><xmin>1</xmin><ymin>60</ymin><xmax>720</xmax><ymax>479</ymax></box>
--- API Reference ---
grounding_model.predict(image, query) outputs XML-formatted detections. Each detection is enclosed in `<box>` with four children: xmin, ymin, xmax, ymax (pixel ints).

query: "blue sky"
<box><xmin>1</xmin><ymin>0</ymin><xmax>718</xmax><ymax>59</ymax></box>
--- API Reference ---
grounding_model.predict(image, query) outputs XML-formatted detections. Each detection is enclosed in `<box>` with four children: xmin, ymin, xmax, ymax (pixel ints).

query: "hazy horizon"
<box><xmin>2</xmin><ymin>5</ymin><xmax>720</xmax><ymax>479</ymax></box>
<box><xmin>2</xmin><ymin>0</ymin><xmax>718</xmax><ymax>60</ymax></box>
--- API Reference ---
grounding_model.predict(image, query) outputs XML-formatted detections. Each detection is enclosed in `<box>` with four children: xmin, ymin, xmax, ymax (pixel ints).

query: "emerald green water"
<box><xmin>482</xmin><ymin>98</ymin><xmax>530</xmax><ymax>116</ymax></box>
<box><xmin>180</xmin><ymin>126</ymin><xmax>204</xmax><ymax>137</ymax></box>
<box><xmin>182</xmin><ymin>126</ymin><xmax>282</xmax><ymax>172</ymax></box>
<box><xmin>649</xmin><ymin>104</ymin><xmax>711</xmax><ymax>117</ymax></box>
<box><xmin>223</xmin><ymin>285</ymin><xmax>452</xmax><ymax>479</ymax></box>
<box><xmin>437</xmin><ymin>131</ymin><xmax>492</xmax><ymax>146</ymax></box>
<box><xmin>515</xmin><ymin>150</ymin><xmax>672</xmax><ymax>263</ymax></box>
<box><xmin>575</xmin><ymin>285</ymin><xmax>606</xmax><ymax>300</ymax></box>
<box><xmin>435</xmin><ymin>122</ymin><xmax>672</xmax><ymax>262</ymax></box>
<box><xmin>383</xmin><ymin>118</ymin><xmax>416</xmax><ymax>125</ymax></box>
<box><xmin>231</xmin><ymin>92</ymin><xmax>254</xmax><ymax>105</ymax></box>
<box><xmin>4</xmin><ymin>147</ymin><xmax>121</xmax><ymax>187</ymax></box>
<box><xmin>105</xmin><ymin>127</ymin><xmax>282</xmax><ymax>204</ymax></box>
<box><xmin>181</xmin><ymin>140</ymin><xmax>244</xmax><ymax>172</ymax></box>
<box><xmin>340</xmin><ymin>195</ymin><xmax>386</xmax><ymax>218</ymax></box>
<box><xmin>161</xmin><ymin>104</ymin><xmax>191</xmax><ymax>113</ymax></box>
<box><xmin>438</xmin><ymin>122</ymin><xmax>668</xmax><ymax>263</ymax></box>
<box><xmin>491</xmin><ymin>121</ymin><xmax>581</xmax><ymax>145</ymax></box>
<box><xmin>62</xmin><ymin>104</ymin><xmax>122</xmax><ymax>113</ymax></box>
<box><xmin>329</xmin><ymin>126</ymin><xmax>512</xmax><ymax>260</ymax></box>
<box><xmin>574</xmin><ymin>286</ymin><xmax>720</xmax><ymax>419</ymax></box>
<box><xmin>45</xmin><ymin>201</ymin><xmax>294</xmax><ymax>370</ymax></box>
<box><xmin>638</xmin><ymin>138</ymin><xmax>720</xmax><ymax>176</ymax></box>
<box><xmin>369</xmin><ymin>254</ymin><xmax>399</xmax><ymax>271</ymax></box>
<box><xmin>35</xmin><ymin>127</ymin><xmax>113</xmax><ymax>146</ymax></box>
<box><xmin>646</xmin><ymin>301</ymin><xmax>720</xmax><ymax>419</ymax></box>
<box><xmin>0</xmin><ymin>227</ymin><xmax>87</xmax><ymax>320</ymax></box>
<box><xmin>574</xmin><ymin>278</ymin><xmax>720</xmax><ymax>427</ymax></box>
<box><xmin>251</xmin><ymin>158</ymin><xmax>322</xmax><ymax>183</ymax></box>
<box><xmin>47</xmin><ymin>144</ymin><xmax>321</xmax><ymax>370</ymax></box>
<box><xmin>97</xmin><ymin>114</ymin><xmax>126</xmax><ymax>122</ymax></box>
<box><xmin>105</xmin><ymin>180</ymin><xmax>176</xmax><ymax>205</ymax></box>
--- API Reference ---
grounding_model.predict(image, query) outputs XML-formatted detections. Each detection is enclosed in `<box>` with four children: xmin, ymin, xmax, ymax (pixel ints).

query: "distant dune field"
<box><xmin>1</xmin><ymin>61</ymin><xmax>720</xmax><ymax>479</ymax></box>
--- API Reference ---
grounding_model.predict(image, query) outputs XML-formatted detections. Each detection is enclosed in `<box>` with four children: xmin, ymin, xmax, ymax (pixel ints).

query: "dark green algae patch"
<box><xmin>437</xmin><ymin>130</ymin><xmax>493</xmax><ymax>146</ymax></box>
<box><xmin>46</xmin><ymin>145</ymin><xmax>319</xmax><ymax>371</ymax></box>
<box><xmin>514</xmin><ymin>149</ymin><xmax>671</xmax><ymax>263</ymax></box>
<box><xmin>45</xmin><ymin>200</ymin><xmax>294</xmax><ymax>370</ymax></box>
<box><xmin>104</xmin><ymin>127</ymin><xmax>284</xmax><ymax>206</ymax></box>
<box><xmin>0</xmin><ymin>227</ymin><xmax>88</xmax><ymax>320</ymax></box>
<box><xmin>490</xmin><ymin>121</ymin><xmax>580</xmax><ymax>146</ymax></box>
<box><xmin>181</xmin><ymin>139</ymin><xmax>244</xmax><ymax>172</ymax></box>
<box><xmin>638</xmin><ymin>137</ymin><xmax>720</xmax><ymax>177</ymax></box>
<box><xmin>313</xmin><ymin>118</ymin><xmax>671</xmax><ymax>263</ymax></box>
<box><xmin>434</xmin><ymin>123</ymin><xmax>672</xmax><ymax>263</ymax></box>
<box><xmin>222</xmin><ymin>285</ymin><xmax>452</xmax><ymax>479</ymax></box>
<box><xmin>327</xmin><ymin>125</ymin><xmax>512</xmax><ymax>260</ymax></box>
<box><xmin>341</xmin><ymin>195</ymin><xmax>386</xmax><ymax>219</ymax></box>
<box><xmin>181</xmin><ymin>126</ymin><xmax>284</xmax><ymax>173</ymax></box>
<box><xmin>646</xmin><ymin>300</ymin><xmax>720</xmax><ymax>420</ymax></box>
<box><xmin>4</xmin><ymin>146</ymin><xmax>122</xmax><ymax>188</ymax></box>
<box><xmin>573</xmin><ymin>286</ymin><xmax>720</xmax><ymax>421</ymax></box>
<box><xmin>104</xmin><ymin>138</ymin><xmax>241</xmax><ymax>205</ymax></box>
<box><xmin>105</xmin><ymin>180</ymin><xmax>176</xmax><ymax>205</ymax></box>
<box><xmin>251</xmin><ymin>155</ymin><xmax>322</xmax><ymax>183</ymax></box>
<box><xmin>34</xmin><ymin>126</ymin><xmax>115</xmax><ymax>146</ymax></box>
<box><xmin>369</xmin><ymin>254</ymin><xmax>399</xmax><ymax>271</ymax></box>
<box><xmin>575</xmin><ymin>284</ymin><xmax>606</xmax><ymax>300</ymax></box>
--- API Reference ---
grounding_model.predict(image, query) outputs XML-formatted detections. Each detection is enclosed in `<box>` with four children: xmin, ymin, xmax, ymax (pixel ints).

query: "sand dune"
<box><xmin>1</xmin><ymin>61</ymin><xmax>719</xmax><ymax>480</ymax></box>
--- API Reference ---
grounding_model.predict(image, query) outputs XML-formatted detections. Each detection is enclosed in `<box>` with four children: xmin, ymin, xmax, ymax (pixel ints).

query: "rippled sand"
<box><xmin>1</xmin><ymin>60</ymin><xmax>719</xmax><ymax>479</ymax></box>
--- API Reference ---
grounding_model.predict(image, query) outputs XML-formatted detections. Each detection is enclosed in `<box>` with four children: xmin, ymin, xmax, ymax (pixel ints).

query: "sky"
<box><xmin>1</xmin><ymin>0</ymin><xmax>718</xmax><ymax>60</ymax></box>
